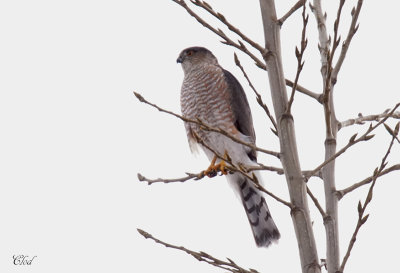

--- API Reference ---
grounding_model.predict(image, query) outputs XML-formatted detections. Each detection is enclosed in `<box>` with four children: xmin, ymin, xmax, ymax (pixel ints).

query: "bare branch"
<box><xmin>285</xmin><ymin>79</ymin><xmax>323</xmax><ymax>102</ymax></box>
<box><xmin>305</xmin><ymin>103</ymin><xmax>400</xmax><ymax>180</ymax></box>
<box><xmin>138</xmin><ymin>161</ymin><xmax>322</xmax><ymax>188</ymax></box>
<box><xmin>191</xmin><ymin>0</ymin><xmax>265</xmax><ymax>53</ymax></box>
<box><xmin>302</xmin><ymin>169</ymin><xmax>323</xmax><ymax>179</ymax></box>
<box><xmin>278</xmin><ymin>0</ymin><xmax>306</xmax><ymax>26</ymax></box>
<box><xmin>233</xmin><ymin>53</ymin><xmax>278</xmax><ymax>134</ymax></box>
<box><xmin>311</xmin><ymin>0</ymin><xmax>339</xmax><ymax>139</ymax></box>
<box><xmin>310</xmin><ymin>2</ymin><xmax>362</xmax><ymax>272</ymax></box>
<box><xmin>172</xmin><ymin>0</ymin><xmax>320</xmax><ymax>103</ymax></box>
<box><xmin>338</xmin><ymin>108</ymin><xmax>400</xmax><ymax>130</ymax></box>
<box><xmin>192</xmin><ymin>138</ymin><xmax>294</xmax><ymax>209</ymax></box>
<box><xmin>134</xmin><ymin>92</ymin><xmax>280</xmax><ymax>158</ymax></box>
<box><xmin>337</xmin><ymin>164</ymin><xmax>400</xmax><ymax>199</ymax></box>
<box><xmin>172</xmin><ymin>0</ymin><xmax>267</xmax><ymax>70</ymax></box>
<box><xmin>310</xmin><ymin>0</ymin><xmax>330</xmax><ymax>81</ymax></box>
<box><xmin>137</xmin><ymin>228</ymin><xmax>260</xmax><ymax>273</ymax></box>
<box><xmin>287</xmin><ymin>2</ymin><xmax>308</xmax><ymax>113</ymax></box>
<box><xmin>330</xmin><ymin>0</ymin><xmax>346</xmax><ymax>66</ymax></box>
<box><xmin>137</xmin><ymin>172</ymin><xmax>204</xmax><ymax>185</ymax></box>
<box><xmin>242</xmin><ymin>163</ymin><xmax>284</xmax><ymax>175</ymax></box>
<box><xmin>252</xmin><ymin>176</ymin><xmax>294</xmax><ymax>209</ymax></box>
<box><xmin>307</xmin><ymin>186</ymin><xmax>326</xmax><ymax>217</ymax></box>
<box><xmin>332</xmin><ymin>0</ymin><xmax>363</xmax><ymax>84</ymax></box>
<box><xmin>338</xmin><ymin>123</ymin><xmax>398</xmax><ymax>273</ymax></box>
<box><xmin>137</xmin><ymin>129</ymin><xmax>293</xmax><ymax>209</ymax></box>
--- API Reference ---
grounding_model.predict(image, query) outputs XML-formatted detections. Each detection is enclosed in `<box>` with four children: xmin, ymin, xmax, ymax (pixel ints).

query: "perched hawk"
<box><xmin>177</xmin><ymin>46</ymin><xmax>280</xmax><ymax>247</ymax></box>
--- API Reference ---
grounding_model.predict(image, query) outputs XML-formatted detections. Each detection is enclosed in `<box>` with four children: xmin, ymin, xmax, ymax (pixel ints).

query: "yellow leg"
<box><xmin>201</xmin><ymin>155</ymin><xmax>217</xmax><ymax>177</ymax></box>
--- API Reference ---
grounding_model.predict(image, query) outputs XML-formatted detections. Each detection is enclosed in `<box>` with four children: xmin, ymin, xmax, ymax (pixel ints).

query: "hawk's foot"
<box><xmin>215</xmin><ymin>160</ymin><xmax>228</xmax><ymax>175</ymax></box>
<box><xmin>201</xmin><ymin>155</ymin><xmax>229</xmax><ymax>178</ymax></box>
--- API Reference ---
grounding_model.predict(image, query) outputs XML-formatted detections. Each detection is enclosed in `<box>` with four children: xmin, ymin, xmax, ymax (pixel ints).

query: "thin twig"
<box><xmin>253</xmin><ymin>178</ymin><xmax>294</xmax><ymax>209</ymax></box>
<box><xmin>134</xmin><ymin>91</ymin><xmax>280</xmax><ymax>158</ymax></box>
<box><xmin>307</xmin><ymin>186</ymin><xmax>326</xmax><ymax>217</ymax></box>
<box><xmin>196</xmin><ymin>137</ymin><xmax>293</xmax><ymax>209</ymax></box>
<box><xmin>338</xmin><ymin>123</ymin><xmax>398</xmax><ymax>273</ymax></box>
<box><xmin>172</xmin><ymin>0</ymin><xmax>320</xmax><ymax>103</ymax></box>
<box><xmin>305</xmin><ymin>103</ymin><xmax>400</xmax><ymax>180</ymax></box>
<box><xmin>337</xmin><ymin>164</ymin><xmax>400</xmax><ymax>199</ymax></box>
<box><xmin>332</xmin><ymin>0</ymin><xmax>363</xmax><ymax>85</ymax></box>
<box><xmin>137</xmin><ymin>172</ymin><xmax>204</xmax><ymax>185</ymax></box>
<box><xmin>285</xmin><ymin>79</ymin><xmax>323</xmax><ymax>102</ymax></box>
<box><xmin>172</xmin><ymin>0</ymin><xmax>267</xmax><ymax>70</ymax></box>
<box><xmin>338</xmin><ymin>108</ymin><xmax>400</xmax><ymax>130</ymax></box>
<box><xmin>330</xmin><ymin>0</ymin><xmax>346</xmax><ymax>70</ymax></box>
<box><xmin>138</xmin><ymin>162</ymin><xmax>322</xmax><ymax>187</ymax></box>
<box><xmin>287</xmin><ymin>1</ymin><xmax>308</xmax><ymax>113</ymax></box>
<box><xmin>137</xmin><ymin>228</ymin><xmax>260</xmax><ymax>273</ymax></box>
<box><xmin>278</xmin><ymin>0</ymin><xmax>306</xmax><ymax>26</ymax></box>
<box><xmin>240</xmin><ymin>163</ymin><xmax>284</xmax><ymax>175</ymax></box>
<box><xmin>136</xmin><ymin>129</ymin><xmax>293</xmax><ymax>209</ymax></box>
<box><xmin>191</xmin><ymin>0</ymin><xmax>265</xmax><ymax>53</ymax></box>
<box><xmin>233</xmin><ymin>53</ymin><xmax>278</xmax><ymax>134</ymax></box>
<box><xmin>134</xmin><ymin>89</ymin><xmax>292</xmax><ymax>208</ymax></box>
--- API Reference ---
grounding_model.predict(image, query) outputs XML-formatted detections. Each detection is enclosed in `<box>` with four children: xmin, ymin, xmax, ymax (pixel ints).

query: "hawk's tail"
<box><xmin>228</xmin><ymin>173</ymin><xmax>280</xmax><ymax>247</ymax></box>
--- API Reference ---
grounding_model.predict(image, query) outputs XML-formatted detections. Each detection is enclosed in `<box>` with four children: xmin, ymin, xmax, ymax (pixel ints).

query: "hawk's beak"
<box><xmin>176</xmin><ymin>56</ymin><xmax>183</xmax><ymax>63</ymax></box>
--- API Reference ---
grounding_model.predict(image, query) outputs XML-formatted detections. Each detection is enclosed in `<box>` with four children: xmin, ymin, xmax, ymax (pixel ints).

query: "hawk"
<box><xmin>177</xmin><ymin>46</ymin><xmax>280</xmax><ymax>247</ymax></box>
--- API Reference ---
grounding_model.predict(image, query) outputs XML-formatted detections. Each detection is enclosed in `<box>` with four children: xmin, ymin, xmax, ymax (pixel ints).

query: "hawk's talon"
<box><xmin>202</xmin><ymin>155</ymin><xmax>229</xmax><ymax>177</ymax></box>
<box><xmin>216</xmin><ymin>160</ymin><xmax>228</xmax><ymax>175</ymax></box>
<box><xmin>207</xmin><ymin>169</ymin><xmax>218</xmax><ymax>177</ymax></box>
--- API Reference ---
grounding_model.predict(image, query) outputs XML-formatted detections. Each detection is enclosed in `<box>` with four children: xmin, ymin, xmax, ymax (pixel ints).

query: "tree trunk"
<box><xmin>258</xmin><ymin>1</ymin><xmax>321</xmax><ymax>273</ymax></box>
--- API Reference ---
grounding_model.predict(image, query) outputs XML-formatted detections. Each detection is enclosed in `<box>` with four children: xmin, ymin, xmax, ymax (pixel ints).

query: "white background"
<box><xmin>0</xmin><ymin>1</ymin><xmax>399</xmax><ymax>272</ymax></box>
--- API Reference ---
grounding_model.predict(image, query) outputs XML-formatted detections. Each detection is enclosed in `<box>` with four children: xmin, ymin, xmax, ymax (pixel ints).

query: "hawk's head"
<box><xmin>177</xmin><ymin>46</ymin><xmax>218</xmax><ymax>74</ymax></box>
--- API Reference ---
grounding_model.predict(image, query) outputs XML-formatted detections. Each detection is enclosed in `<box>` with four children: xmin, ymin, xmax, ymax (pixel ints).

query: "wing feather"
<box><xmin>223</xmin><ymin>69</ymin><xmax>257</xmax><ymax>161</ymax></box>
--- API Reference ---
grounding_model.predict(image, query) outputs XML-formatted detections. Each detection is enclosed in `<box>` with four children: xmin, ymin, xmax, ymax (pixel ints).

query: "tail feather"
<box><xmin>230</xmin><ymin>174</ymin><xmax>280</xmax><ymax>247</ymax></box>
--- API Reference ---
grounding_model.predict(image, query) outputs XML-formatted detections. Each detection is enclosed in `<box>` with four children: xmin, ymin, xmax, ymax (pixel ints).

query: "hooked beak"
<box><xmin>176</xmin><ymin>56</ymin><xmax>183</xmax><ymax>63</ymax></box>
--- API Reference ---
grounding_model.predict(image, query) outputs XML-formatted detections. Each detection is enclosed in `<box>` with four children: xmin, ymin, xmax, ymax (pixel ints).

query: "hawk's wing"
<box><xmin>223</xmin><ymin>69</ymin><xmax>257</xmax><ymax>161</ymax></box>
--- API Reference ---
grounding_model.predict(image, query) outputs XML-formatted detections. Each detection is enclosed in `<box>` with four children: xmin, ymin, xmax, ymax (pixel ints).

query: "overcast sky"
<box><xmin>0</xmin><ymin>1</ymin><xmax>399</xmax><ymax>272</ymax></box>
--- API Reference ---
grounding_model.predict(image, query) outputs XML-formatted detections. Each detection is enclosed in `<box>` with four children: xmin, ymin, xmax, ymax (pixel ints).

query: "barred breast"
<box><xmin>180</xmin><ymin>63</ymin><xmax>237</xmax><ymax>151</ymax></box>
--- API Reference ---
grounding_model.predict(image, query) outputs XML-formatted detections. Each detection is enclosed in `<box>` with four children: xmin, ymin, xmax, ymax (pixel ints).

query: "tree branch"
<box><xmin>137</xmin><ymin>132</ymin><xmax>293</xmax><ymax>209</ymax></box>
<box><xmin>287</xmin><ymin>1</ymin><xmax>308</xmax><ymax>113</ymax></box>
<box><xmin>192</xmin><ymin>141</ymin><xmax>294</xmax><ymax>208</ymax></box>
<box><xmin>332</xmin><ymin>0</ymin><xmax>363</xmax><ymax>85</ymax></box>
<box><xmin>310</xmin><ymin>2</ymin><xmax>363</xmax><ymax>271</ymax></box>
<box><xmin>172</xmin><ymin>0</ymin><xmax>320</xmax><ymax>103</ymax></box>
<box><xmin>310</xmin><ymin>0</ymin><xmax>330</xmax><ymax>81</ymax></box>
<box><xmin>307</xmin><ymin>186</ymin><xmax>326</xmax><ymax>217</ymax></box>
<box><xmin>336</xmin><ymin>164</ymin><xmax>400</xmax><ymax>200</ymax></box>
<box><xmin>305</xmin><ymin>103</ymin><xmax>400</xmax><ymax>180</ymax></box>
<box><xmin>134</xmin><ymin>92</ymin><xmax>280</xmax><ymax>158</ymax></box>
<box><xmin>172</xmin><ymin>0</ymin><xmax>267</xmax><ymax>70</ymax></box>
<box><xmin>338</xmin><ymin>123</ymin><xmax>398</xmax><ymax>273</ymax></box>
<box><xmin>138</xmin><ymin>162</ymin><xmax>322</xmax><ymax>188</ymax></box>
<box><xmin>233</xmin><ymin>53</ymin><xmax>278</xmax><ymax>135</ymax></box>
<box><xmin>137</xmin><ymin>228</ymin><xmax>260</xmax><ymax>273</ymax></box>
<box><xmin>338</xmin><ymin>108</ymin><xmax>400</xmax><ymax>130</ymax></box>
<box><xmin>191</xmin><ymin>0</ymin><xmax>265</xmax><ymax>53</ymax></box>
<box><xmin>278</xmin><ymin>0</ymin><xmax>306</xmax><ymax>26</ymax></box>
<box><xmin>137</xmin><ymin>172</ymin><xmax>204</xmax><ymax>185</ymax></box>
<box><xmin>285</xmin><ymin>79</ymin><xmax>323</xmax><ymax>102</ymax></box>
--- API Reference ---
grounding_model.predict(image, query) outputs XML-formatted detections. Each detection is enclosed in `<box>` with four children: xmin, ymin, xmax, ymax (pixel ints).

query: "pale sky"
<box><xmin>0</xmin><ymin>1</ymin><xmax>399</xmax><ymax>272</ymax></box>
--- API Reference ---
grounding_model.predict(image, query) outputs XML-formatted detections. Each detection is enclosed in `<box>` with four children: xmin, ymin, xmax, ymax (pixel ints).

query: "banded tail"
<box><xmin>228</xmin><ymin>173</ymin><xmax>280</xmax><ymax>247</ymax></box>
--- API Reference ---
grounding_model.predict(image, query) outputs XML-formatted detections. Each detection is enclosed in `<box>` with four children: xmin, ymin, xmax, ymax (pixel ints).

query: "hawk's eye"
<box><xmin>186</xmin><ymin>50</ymin><xmax>194</xmax><ymax>56</ymax></box>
